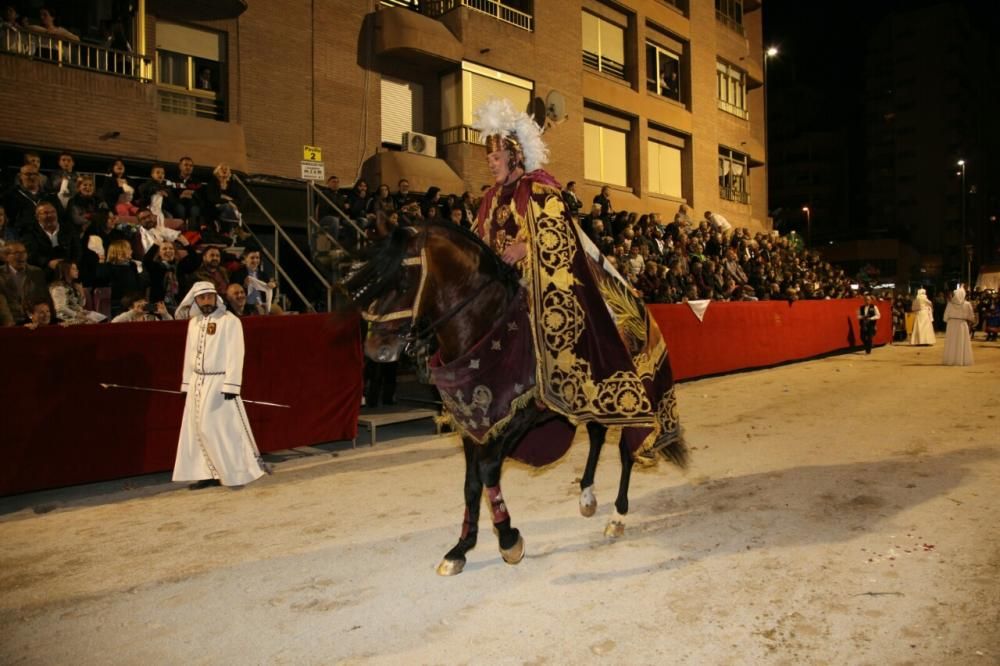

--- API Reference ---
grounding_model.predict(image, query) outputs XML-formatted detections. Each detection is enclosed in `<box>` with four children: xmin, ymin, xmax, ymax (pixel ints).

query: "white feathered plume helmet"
<box><xmin>472</xmin><ymin>97</ymin><xmax>549</xmax><ymax>172</ymax></box>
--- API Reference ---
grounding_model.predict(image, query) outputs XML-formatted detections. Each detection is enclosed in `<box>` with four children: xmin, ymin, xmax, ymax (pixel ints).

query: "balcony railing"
<box><xmin>382</xmin><ymin>0</ymin><xmax>534</xmax><ymax>32</ymax></box>
<box><xmin>158</xmin><ymin>88</ymin><xmax>224</xmax><ymax>120</ymax></box>
<box><xmin>1</xmin><ymin>27</ymin><xmax>151</xmax><ymax>81</ymax></box>
<box><xmin>717</xmin><ymin>99</ymin><xmax>749</xmax><ymax>120</ymax></box>
<box><xmin>719</xmin><ymin>186</ymin><xmax>749</xmax><ymax>204</ymax></box>
<box><xmin>583</xmin><ymin>50</ymin><xmax>626</xmax><ymax>80</ymax></box>
<box><xmin>440</xmin><ymin>125</ymin><xmax>483</xmax><ymax>145</ymax></box>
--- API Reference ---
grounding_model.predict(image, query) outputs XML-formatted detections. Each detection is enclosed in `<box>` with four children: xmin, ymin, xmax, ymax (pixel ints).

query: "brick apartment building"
<box><xmin>1</xmin><ymin>0</ymin><xmax>768</xmax><ymax>230</ymax></box>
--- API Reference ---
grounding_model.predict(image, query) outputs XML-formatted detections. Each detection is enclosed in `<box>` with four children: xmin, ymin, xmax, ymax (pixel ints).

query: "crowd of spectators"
<box><xmin>317</xmin><ymin>174</ymin><xmax>855</xmax><ymax>305</ymax></box>
<box><xmin>0</xmin><ymin>150</ymin><xmax>277</xmax><ymax>328</ymax></box>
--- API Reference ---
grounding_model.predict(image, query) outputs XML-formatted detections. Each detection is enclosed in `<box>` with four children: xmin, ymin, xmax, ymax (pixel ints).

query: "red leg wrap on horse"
<box><xmin>486</xmin><ymin>485</ymin><xmax>510</xmax><ymax>524</ymax></box>
<box><xmin>460</xmin><ymin>507</ymin><xmax>473</xmax><ymax>539</ymax></box>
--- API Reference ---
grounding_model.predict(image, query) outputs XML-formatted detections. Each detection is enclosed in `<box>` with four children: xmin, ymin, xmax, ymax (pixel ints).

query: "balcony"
<box><xmin>381</xmin><ymin>0</ymin><xmax>533</xmax><ymax>32</ymax></box>
<box><xmin>1</xmin><ymin>27</ymin><xmax>151</xmax><ymax>81</ymax></box>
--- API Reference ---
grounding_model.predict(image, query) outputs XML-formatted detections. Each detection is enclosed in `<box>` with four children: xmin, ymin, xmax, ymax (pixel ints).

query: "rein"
<box><xmin>404</xmin><ymin>272</ymin><xmax>503</xmax><ymax>354</ymax></box>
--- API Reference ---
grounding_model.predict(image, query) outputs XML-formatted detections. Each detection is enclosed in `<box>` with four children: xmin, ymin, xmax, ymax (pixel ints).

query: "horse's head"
<box><xmin>342</xmin><ymin>225</ymin><xmax>425</xmax><ymax>363</ymax></box>
<box><xmin>342</xmin><ymin>221</ymin><xmax>521</xmax><ymax>364</ymax></box>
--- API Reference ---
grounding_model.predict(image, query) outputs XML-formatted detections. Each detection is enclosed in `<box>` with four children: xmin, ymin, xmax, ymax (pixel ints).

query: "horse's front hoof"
<box><xmin>436</xmin><ymin>557</ymin><xmax>466</xmax><ymax>576</ymax></box>
<box><xmin>604</xmin><ymin>520</ymin><xmax>625</xmax><ymax>538</ymax></box>
<box><xmin>500</xmin><ymin>535</ymin><xmax>525</xmax><ymax>564</ymax></box>
<box><xmin>579</xmin><ymin>486</ymin><xmax>597</xmax><ymax>517</ymax></box>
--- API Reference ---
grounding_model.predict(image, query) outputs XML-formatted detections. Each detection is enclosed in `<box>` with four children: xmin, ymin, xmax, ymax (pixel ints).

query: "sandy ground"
<box><xmin>2</xmin><ymin>338</ymin><xmax>999</xmax><ymax>665</ymax></box>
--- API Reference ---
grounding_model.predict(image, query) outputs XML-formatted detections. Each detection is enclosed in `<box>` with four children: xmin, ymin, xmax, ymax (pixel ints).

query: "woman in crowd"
<box><xmin>367</xmin><ymin>183</ymin><xmax>395</xmax><ymax>217</ymax></box>
<box><xmin>143</xmin><ymin>240</ymin><xmax>181</xmax><ymax>313</ymax></box>
<box><xmin>101</xmin><ymin>158</ymin><xmax>138</xmax><ymax>217</ymax></box>
<box><xmin>200</xmin><ymin>163</ymin><xmax>243</xmax><ymax>238</ymax></box>
<box><xmin>910</xmin><ymin>288</ymin><xmax>935</xmax><ymax>345</ymax></box>
<box><xmin>68</xmin><ymin>176</ymin><xmax>104</xmax><ymax>234</ymax></box>
<box><xmin>49</xmin><ymin>260</ymin><xmax>100</xmax><ymax>324</ymax></box>
<box><xmin>346</xmin><ymin>179</ymin><xmax>369</xmax><ymax>224</ymax></box>
<box><xmin>23</xmin><ymin>298</ymin><xmax>55</xmax><ymax>329</ymax></box>
<box><xmin>111</xmin><ymin>292</ymin><xmax>172</xmax><ymax>323</ymax></box>
<box><xmin>99</xmin><ymin>239</ymin><xmax>146</xmax><ymax>316</ymax></box>
<box><xmin>942</xmin><ymin>286</ymin><xmax>974</xmax><ymax>366</ymax></box>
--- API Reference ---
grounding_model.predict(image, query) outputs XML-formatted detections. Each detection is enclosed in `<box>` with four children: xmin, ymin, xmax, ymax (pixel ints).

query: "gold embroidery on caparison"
<box><xmin>525</xmin><ymin>186</ymin><xmax>651</xmax><ymax>423</ymax></box>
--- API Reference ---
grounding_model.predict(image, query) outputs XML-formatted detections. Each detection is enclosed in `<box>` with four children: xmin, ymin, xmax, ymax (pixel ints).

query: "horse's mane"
<box><xmin>342</xmin><ymin>222</ymin><xmax>520</xmax><ymax>310</ymax></box>
<box><xmin>342</xmin><ymin>225</ymin><xmax>414</xmax><ymax>310</ymax></box>
<box><xmin>424</xmin><ymin>220</ymin><xmax>521</xmax><ymax>295</ymax></box>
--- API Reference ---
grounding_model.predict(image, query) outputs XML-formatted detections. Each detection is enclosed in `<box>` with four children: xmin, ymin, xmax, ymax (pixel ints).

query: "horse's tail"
<box><xmin>642</xmin><ymin>430</ymin><xmax>689</xmax><ymax>470</ymax></box>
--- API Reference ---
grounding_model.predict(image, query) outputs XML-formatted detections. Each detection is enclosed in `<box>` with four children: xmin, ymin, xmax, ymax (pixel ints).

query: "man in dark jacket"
<box><xmin>21</xmin><ymin>201</ymin><xmax>82</xmax><ymax>277</ymax></box>
<box><xmin>0</xmin><ymin>241</ymin><xmax>49</xmax><ymax>324</ymax></box>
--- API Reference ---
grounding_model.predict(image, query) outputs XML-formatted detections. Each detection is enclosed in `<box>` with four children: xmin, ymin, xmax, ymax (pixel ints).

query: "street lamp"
<box><xmin>802</xmin><ymin>206</ymin><xmax>811</xmax><ymax>247</ymax></box>
<box><xmin>958</xmin><ymin>159</ymin><xmax>967</xmax><ymax>287</ymax></box>
<box><xmin>764</xmin><ymin>46</ymin><xmax>779</xmax><ymax>223</ymax></box>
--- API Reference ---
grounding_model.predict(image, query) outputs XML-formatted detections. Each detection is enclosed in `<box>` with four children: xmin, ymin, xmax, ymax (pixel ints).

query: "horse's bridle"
<box><xmin>361</xmin><ymin>227</ymin><xmax>504</xmax><ymax>358</ymax></box>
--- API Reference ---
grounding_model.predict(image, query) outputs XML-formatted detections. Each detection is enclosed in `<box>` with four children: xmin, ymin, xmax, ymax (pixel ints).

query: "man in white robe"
<box><xmin>173</xmin><ymin>281</ymin><xmax>267</xmax><ymax>488</ymax></box>
<box><xmin>942</xmin><ymin>287</ymin><xmax>974</xmax><ymax>366</ymax></box>
<box><xmin>909</xmin><ymin>288</ymin><xmax>935</xmax><ymax>345</ymax></box>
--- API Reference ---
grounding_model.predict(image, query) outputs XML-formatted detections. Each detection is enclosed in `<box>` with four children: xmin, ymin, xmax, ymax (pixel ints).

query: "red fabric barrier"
<box><xmin>0</xmin><ymin>314</ymin><xmax>362</xmax><ymax>496</ymax></box>
<box><xmin>649</xmin><ymin>298</ymin><xmax>892</xmax><ymax>381</ymax></box>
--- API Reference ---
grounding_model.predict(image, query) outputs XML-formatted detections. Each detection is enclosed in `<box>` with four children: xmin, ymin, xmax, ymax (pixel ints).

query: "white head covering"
<box><xmin>175</xmin><ymin>281</ymin><xmax>224</xmax><ymax>319</ymax></box>
<box><xmin>472</xmin><ymin>97</ymin><xmax>549</xmax><ymax>172</ymax></box>
<box><xmin>951</xmin><ymin>287</ymin><xmax>966</xmax><ymax>305</ymax></box>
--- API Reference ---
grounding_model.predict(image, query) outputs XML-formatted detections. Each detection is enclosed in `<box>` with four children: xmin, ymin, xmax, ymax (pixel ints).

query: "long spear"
<box><xmin>98</xmin><ymin>383</ymin><xmax>291</xmax><ymax>408</ymax></box>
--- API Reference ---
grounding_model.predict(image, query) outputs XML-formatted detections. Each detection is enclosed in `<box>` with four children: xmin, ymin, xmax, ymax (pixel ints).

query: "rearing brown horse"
<box><xmin>343</xmin><ymin>221</ymin><xmax>687</xmax><ymax>576</ymax></box>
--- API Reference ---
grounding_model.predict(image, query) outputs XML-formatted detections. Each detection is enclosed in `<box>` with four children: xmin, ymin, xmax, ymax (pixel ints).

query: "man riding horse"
<box><xmin>467</xmin><ymin>97</ymin><xmax>683</xmax><ymax>471</ymax></box>
<box><xmin>344</xmin><ymin>98</ymin><xmax>686</xmax><ymax>575</ymax></box>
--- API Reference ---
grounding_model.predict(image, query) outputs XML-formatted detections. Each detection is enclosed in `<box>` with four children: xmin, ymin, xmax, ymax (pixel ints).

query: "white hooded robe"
<box><xmin>909</xmin><ymin>288</ymin><xmax>935</xmax><ymax>345</ymax></box>
<box><xmin>942</xmin><ymin>288</ymin><xmax>974</xmax><ymax>366</ymax></box>
<box><xmin>172</xmin><ymin>282</ymin><xmax>266</xmax><ymax>486</ymax></box>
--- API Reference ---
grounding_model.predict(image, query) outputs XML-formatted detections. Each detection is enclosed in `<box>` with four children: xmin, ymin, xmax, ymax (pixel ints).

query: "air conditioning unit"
<box><xmin>402</xmin><ymin>131</ymin><xmax>437</xmax><ymax>157</ymax></box>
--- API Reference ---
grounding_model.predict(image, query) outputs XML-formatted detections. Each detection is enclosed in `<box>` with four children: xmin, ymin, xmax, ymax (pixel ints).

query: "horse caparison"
<box><xmin>343</xmin><ymin>222</ymin><xmax>688</xmax><ymax>576</ymax></box>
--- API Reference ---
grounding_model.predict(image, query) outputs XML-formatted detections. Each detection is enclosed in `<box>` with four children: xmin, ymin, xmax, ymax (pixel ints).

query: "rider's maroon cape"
<box><xmin>431</xmin><ymin>170</ymin><xmax>682</xmax><ymax>467</ymax></box>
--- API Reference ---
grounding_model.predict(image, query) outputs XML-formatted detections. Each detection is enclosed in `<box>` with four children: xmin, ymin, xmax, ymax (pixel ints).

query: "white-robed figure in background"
<box><xmin>910</xmin><ymin>288</ymin><xmax>935</xmax><ymax>345</ymax></box>
<box><xmin>942</xmin><ymin>286</ymin><xmax>975</xmax><ymax>366</ymax></box>
<box><xmin>173</xmin><ymin>281</ymin><xmax>268</xmax><ymax>489</ymax></box>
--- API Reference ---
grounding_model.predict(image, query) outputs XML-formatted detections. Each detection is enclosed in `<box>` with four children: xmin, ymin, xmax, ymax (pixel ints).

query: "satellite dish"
<box><xmin>529</xmin><ymin>97</ymin><xmax>547</xmax><ymax>128</ymax></box>
<box><xmin>546</xmin><ymin>90</ymin><xmax>568</xmax><ymax>122</ymax></box>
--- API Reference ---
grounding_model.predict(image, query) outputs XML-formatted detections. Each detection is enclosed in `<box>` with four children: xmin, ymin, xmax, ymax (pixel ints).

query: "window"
<box><xmin>648</xmin><ymin>141</ymin><xmax>682</xmax><ymax>198</ymax></box>
<box><xmin>381</xmin><ymin>77</ymin><xmax>424</xmax><ymax>146</ymax></box>
<box><xmin>719</xmin><ymin>147</ymin><xmax>749</xmax><ymax>204</ymax></box>
<box><xmin>648</xmin><ymin>125</ymin><xmax>686</xmax><ymax>198</ymax></box>
<box><xmin>439</xmin><ymin>62</ymin><xmax>533</xmax><ymax>145</ymax></box>
<box><xmin>155</xmin><ymin>21</ymin><xmax>225</xmax><ymax>120</ymax></box>
<box><xmin>585</xmin><ymin>122</ymin><xmax>628</xmax><ymax>187</ymax></box>
<box><xmin>646</xmin><ymin>42</ymin><xmax>680</xmax><ymax>101</ymax></box>
<box><xmin>582</xmin><ymin>12</ymin><xmax>625</xmax><ymax>80</ymax></box>
<box><xmin>715</xmin><ymin>0</ymin><xmax>744</xmax><ymax>35</ymax></box>
<box><xmin>716</xmin><ymin>60</ymin><xmax>747</xmax><ymax>119</ymax></box>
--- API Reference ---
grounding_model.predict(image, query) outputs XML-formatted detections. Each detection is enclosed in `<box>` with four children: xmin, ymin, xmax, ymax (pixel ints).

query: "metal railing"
<box><xmin>719</xmin><ymin>186</ymin><xmax>749</xmax><ymax>204</ymax></box>
<box><xmin>385</xmin><ymin>0</ymin><xmax>533</xmax><ymax>32</ymax></box>
<box><xmin>583</xmin><ymin>50</ymin><xmax>626</xmax><ymax>80</ymax></box>
<box><xmin>1</xmin><ymin>27</ymin><xmax>151</xmax><ymax>81</ymax></box>
<box><xmin>440</xmin><ymin>125</ymin><xmax>483</xmax><ymax>146</ymax></box>
<box><xmin>717</xmin><ymin>99</ymin><xmax>749</xmax><ymax>120</ymax></box>
<box><xmin>158</xmin><ymin>89</ymin><xmax>224</xmax><ymax>120</ymax></box>
<box><xmin>232</xmin><ymin>174</ymin><xmax>335</xmax><ymax>313</ymax></box>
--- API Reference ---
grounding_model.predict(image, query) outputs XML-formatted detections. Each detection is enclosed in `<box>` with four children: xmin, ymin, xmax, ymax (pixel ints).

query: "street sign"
<box><xmin>303</xmin><ymin>145</ymin><xmax>322</xmax><ymax>162</ymax></box>
<box><xmin>300</xmin><ymin>161</ymin><xmax>325</xmax><ymax>181</ymax></box>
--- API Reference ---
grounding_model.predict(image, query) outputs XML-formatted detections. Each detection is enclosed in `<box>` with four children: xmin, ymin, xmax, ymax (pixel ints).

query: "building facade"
<box><xmin>1</xmin><ymin>0</ymin><xmax>769</xmax><ymax>230</ymax></box>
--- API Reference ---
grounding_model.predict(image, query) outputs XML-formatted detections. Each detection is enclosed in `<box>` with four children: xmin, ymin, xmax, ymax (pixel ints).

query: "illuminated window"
<box><xmin>716</xmin><ymin>60</ymin><xmax>747</xmax><ymax>119</ymax></box>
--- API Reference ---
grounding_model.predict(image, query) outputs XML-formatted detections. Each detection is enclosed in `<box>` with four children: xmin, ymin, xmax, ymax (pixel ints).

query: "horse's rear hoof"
<box><xmin>579</xmin><ymin>486</ymin><xmax>597</xmax><ymax>517</ymax></box>
<box><xmin>500</xmin><ymin>535</ymin><xmax>525</xmax><ymax>564</ymax></box>
<box><xmin>604</xmin><ymin>520</ymin><xmax>625</xmax><ymax>538</ymax></box>
<box><xmin>436</xmin><ymin>557</ymin><xmax>466</xmax><ymax>576</ymax></box>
